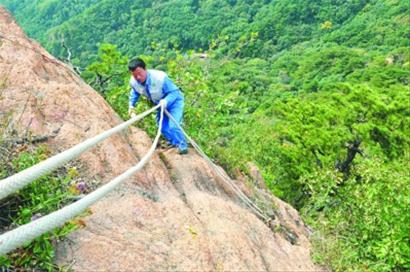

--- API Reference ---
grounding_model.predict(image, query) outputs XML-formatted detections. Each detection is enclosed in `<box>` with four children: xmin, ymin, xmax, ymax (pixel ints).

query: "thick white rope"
<box><xmin>164</xmin><ymin>110</ymin><xmax>269</xmax><ymax>222</ymax></box>
<box><xmin>0</xmin><ymin>104</ymin><xmax>161</xmax><ymax>200</ymax></box>
<box><xmin>0</xmin><ymin>105</ymin><xmax>165</xmax><ymax>255</ymax></box>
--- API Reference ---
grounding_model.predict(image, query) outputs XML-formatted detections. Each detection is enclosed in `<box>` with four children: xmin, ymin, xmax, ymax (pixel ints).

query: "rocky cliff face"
<box><xmin>0</xmin><ymin>7</ymin><xmax>321</xmax><ymax>271</ymax></box>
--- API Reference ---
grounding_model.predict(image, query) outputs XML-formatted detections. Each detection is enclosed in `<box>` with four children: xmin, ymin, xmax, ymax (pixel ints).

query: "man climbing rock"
<box><xmin>128</xmin><ymin>58</ymin><xmax>188</xmax><ymax>154</ymax></box>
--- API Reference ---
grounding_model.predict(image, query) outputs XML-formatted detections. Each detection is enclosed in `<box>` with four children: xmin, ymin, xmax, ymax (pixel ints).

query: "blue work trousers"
<box><xmin>156</xmin><ymin>96</ymin><xmax>187</xmax><ymax>149</ymax></box>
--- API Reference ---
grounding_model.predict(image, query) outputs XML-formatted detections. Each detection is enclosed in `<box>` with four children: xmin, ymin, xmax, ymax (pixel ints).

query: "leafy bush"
<box><xmin>0</xmin><ymin>145</ymin><xmax>80</xmax><ymax>271</ymax></box>
<box><xmin>305</xmin><ymin>157</ymin><xmax>410</xmax><ymax>271</ymax></box>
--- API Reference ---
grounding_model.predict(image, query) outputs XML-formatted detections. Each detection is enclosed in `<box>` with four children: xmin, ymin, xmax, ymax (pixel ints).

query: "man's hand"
<box><xmin>159</xmin><ymin>99</ymin><xmax>167</xmax><ymax>108</ymax></box>
<box><xmin>128</xmin><ymin>107</ymin><xmax>136</xmax><ymax>118</ymax></box>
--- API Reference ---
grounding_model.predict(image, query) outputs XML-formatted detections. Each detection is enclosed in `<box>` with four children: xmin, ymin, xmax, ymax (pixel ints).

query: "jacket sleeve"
<box><xmin>129</xmin><ymin>87</ymin><xmax>140</xmax><ymax>108</ymax></box>
<box><xmin>162</xmin><ymin>76</ymin><xmax>180</xmax><ymax>105</ymax></box>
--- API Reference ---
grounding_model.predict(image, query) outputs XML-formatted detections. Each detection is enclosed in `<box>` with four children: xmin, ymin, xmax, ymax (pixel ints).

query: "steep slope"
<box><xmin>0</xmin><ymin>8</ymin><xmax>321</xmax><ymax>271</ymax></box>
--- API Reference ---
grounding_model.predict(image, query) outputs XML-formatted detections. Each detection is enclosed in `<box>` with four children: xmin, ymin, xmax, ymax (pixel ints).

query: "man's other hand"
<box><xmin>159</xmin><ymin>99</ymin><xmax>167</xmax><ymax>108</ymax></box>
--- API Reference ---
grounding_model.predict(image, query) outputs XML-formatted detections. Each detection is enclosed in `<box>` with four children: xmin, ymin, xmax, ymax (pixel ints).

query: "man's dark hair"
<box><xmin>128</xmin><ymin>58</ymin><xmax>146</xmax><ymax>71</ymax></box>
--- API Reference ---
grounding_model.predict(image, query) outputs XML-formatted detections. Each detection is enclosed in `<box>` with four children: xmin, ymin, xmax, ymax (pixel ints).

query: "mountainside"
<box><xmin>1</xmin><ymin>1</ymin><xmax>409</xmax><ymax>271</ymax></box>
<box><xmin>0</xmin><ymin>7</ymin><xmax>321</xmax><ymax>271</ymax></box>
<box><xmin>0</xmin><ymin>0</ymin><xmax>378</xmax><ymax>64</ymax></box>
<box><xmin>0</xmin><ymin>0</ymin><xmax>407</xmax><ymax>63</ymax></box>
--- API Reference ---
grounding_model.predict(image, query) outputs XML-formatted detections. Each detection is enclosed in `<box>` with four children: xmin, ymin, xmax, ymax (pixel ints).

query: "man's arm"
<box><xmin>161</xmin><ymin>76</ymin><xmax>181</xmax><ymax>106</ymax></box>
<box><xmin>129</xmin><ymin>87</ymin><xmax>140</xmax><ymax>115</ymax></box>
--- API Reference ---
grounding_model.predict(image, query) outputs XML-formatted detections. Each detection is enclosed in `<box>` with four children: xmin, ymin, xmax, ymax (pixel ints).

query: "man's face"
<box><xmin>131</xmin><ymin>67</ymin><xmax>147</xmax><ymax>83</ymax></box>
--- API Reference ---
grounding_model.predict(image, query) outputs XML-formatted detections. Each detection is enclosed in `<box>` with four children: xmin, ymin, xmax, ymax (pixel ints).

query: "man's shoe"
<box><xmin>159</xmin><ymin>140</ymin><xmax>174</xmax><ymax>149</ymax></box>
<box><xmin>178</xmin><ymin>147</ymin><xmax>188</xmax><ymax>155</ymax></box>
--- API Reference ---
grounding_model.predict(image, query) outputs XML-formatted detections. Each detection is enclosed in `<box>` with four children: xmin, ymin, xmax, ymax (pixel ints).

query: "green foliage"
<box><xmin>0</xmin><ymin>0</ymin><xmax>371</xmax><ymax>64</ymax></box>
<box><xmin>0</xmin><ymin>145</ymin><xmax>78</xmax><ymax>271</ymax></box>
<box><xmin>264</xmin><ymin>72</ymin><xmax>410</xmax><ymax>206</ymax></box>
<box><xmin>81</xmin><ymin>43</ymin><xmax>129</xmax><ymax>98</ymax></box>
<box><xmin>0</xmin><ymin>0</ymin><xmax>98</xmax><ymax>40</ymax></box>
<box><xmin>324</xmin><ymin>0</ymin><xmax>410</xmax><ymax>50</ymax></box>
<box><xmin>305</xmin><ymin>157</ymin><xmax>410</xmax><ymax>271</ymax></box>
